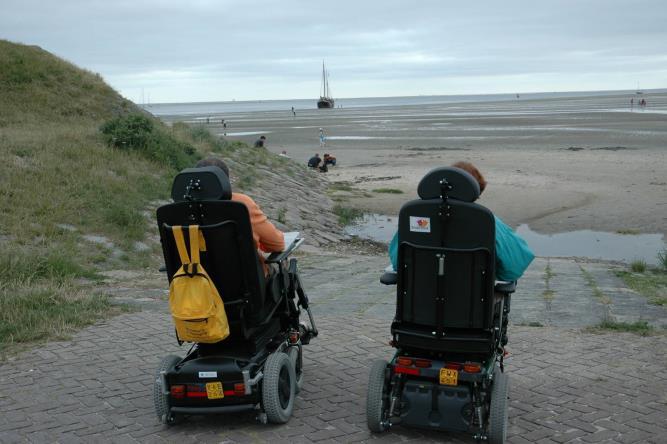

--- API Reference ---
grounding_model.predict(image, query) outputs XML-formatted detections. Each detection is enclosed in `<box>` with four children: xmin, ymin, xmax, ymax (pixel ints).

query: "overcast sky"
<box><xmin>2</xmin><ymin>0</ymin><xmax>666</xmax><ymax>103</ymax></box>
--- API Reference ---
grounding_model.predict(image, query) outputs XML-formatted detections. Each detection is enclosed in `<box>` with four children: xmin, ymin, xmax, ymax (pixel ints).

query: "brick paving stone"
<box><xmin>1</xmin><ymin>254</ymin><xmax>666</xmax><ymax>443</ymax></box>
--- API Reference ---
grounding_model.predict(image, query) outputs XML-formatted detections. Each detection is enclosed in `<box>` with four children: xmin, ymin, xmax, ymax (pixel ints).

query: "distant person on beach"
<box><xmin>254</xmin><ymin>135</ymin><xmax>266</xmax><ymax>148</ymax></box>
<box><xmin>323</xmin><ymin>153</ymin><xmax>337</xmax><ymax>166</ymax></box>
<box><xmin>279</xmin><ymin>150</ymin><xmax>289</xmax><ymax>158</ymax></box>
<box><xmin>291</xmin><ymin>106</ymin><xmax>296</xmax><ymax>117</ymax></box>
<box><xmin>308</xmin><ymin>153</ymin><xmax>322</xmax><ymax>168</ymax></box>
<box><xmin>319</xmin><ymin>128</ymin><xmax>326</xmax><ymax>147</ymax></box>
<box><xmin>387</xmin><ymin>161</ymin><xmax>534</xmax><ymax>281</ymax></box>
<box><xmin>630</xmin><ymin>98</ymin><xmax>634</xmax><ymax>110</ymax></box>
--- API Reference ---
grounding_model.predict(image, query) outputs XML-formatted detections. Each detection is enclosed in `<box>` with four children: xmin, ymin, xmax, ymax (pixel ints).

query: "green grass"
<box><xmin>616</xmin><ymin>270</ymin><xmax>667</xmax><ymax>306</ymax></box>
<box><xmin>616</xmin><ymin>229</ymin><xmax>641</xmax><ymax>235</ymax></box>
<box><xmin>585</xmin><ymin>320</ymin><xmax>654</xmax><ymax>336</ymax></box>
<box><xmin>630</xmin><ymin>260</ymin><xmax>647</xmax><ymax>273</ymax></box>
<box><xmin>0</xmin><ymin>283</ymin><xmax>133</xmax><ymax>355</ymax></box>
<box><xmin>333</xmin><ymin>205</ymin><xmax>364</xmax><ymax>225</ymax></box>
<box><xmin>372</xmin><ymin>188</ymin><xmax>404</xmax><ymax>194</ymax></box>
<box><xmin>328</xmin><ymin>181</ymin><xmax>355</xmax><ymax>193</ymax></box>
<box><xmin>0</xmin><ymin>39</ymin><xmax>305</xmax><ymax>352</ymax></box>
<box><xmin>580</xmin><ymin>266</ymin><xmax>611</xmax><ymax>304</ymax></box>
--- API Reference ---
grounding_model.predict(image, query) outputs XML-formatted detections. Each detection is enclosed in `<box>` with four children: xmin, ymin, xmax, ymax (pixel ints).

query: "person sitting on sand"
<box><xmin>279</xmin><ymin>150</ymin><xmax>289</xmax><ymax>158</ymax></box>
<box><xmin>308</xmin><ymin>153</ymin><xmax>322</xmax><ymax>168</ymax></box>
<box><xmin>388</xmin><ymin>161</ymin><xmax>534</xmax><ymax>281</ymax></box>
<box><xmin>323</xmin><ymin>153</ymin><xmax>337</xmax><ymax>166</ymax></box>
<box><xmin>195</xmin><ymin>157</ymin><xmax>284</xmax><ymax>276</ymax></box>
<box><xmin>254</xmin><ymin>135</ymin><xmax>266</xmax><ymax>148</ymax></box>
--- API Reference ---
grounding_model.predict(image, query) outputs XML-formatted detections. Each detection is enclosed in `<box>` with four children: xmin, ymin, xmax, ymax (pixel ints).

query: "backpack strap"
<box><xmin>188</xmin><ymin>225</ymin><xmax>200</xmax><ymax>274</ymax></box>
<box><xmin>172</xmin><ymin>226</ymin><xmax>190</xmax><ymax>266</ymax></box>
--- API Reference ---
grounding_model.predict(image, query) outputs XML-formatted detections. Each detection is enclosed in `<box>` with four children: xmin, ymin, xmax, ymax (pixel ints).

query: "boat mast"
<box><xmin>322</xmin><ymin>61</ymin><xmax>326</xmax><ymax>98</ymax></box>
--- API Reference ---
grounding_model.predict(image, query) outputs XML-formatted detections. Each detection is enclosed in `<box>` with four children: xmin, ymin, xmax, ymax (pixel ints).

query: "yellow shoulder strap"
<box><xmin>189</xmin><ymin>225</ymin><xmax>200</xmax><ymax>265</ymax></box>
<box><xmin>172</xmin><ymin>226</ymin><xmax>190</xmax><ymax>265</ymax></box>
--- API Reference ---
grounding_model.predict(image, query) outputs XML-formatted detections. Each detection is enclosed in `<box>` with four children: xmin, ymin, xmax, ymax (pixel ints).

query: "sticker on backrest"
<box><xmin>199</xmin><ymin>371</ymin><xmax>217</xmax><ymax>378</ymax></box>
<box><xmin>409</xmin><ymin>216</ymin><xmax>431</xmax><ymax>233</ymax></box>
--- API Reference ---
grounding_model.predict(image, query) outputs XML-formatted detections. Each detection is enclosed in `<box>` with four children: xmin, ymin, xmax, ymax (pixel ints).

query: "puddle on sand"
<box><xmin>345</xmin><ymin>213</ymin><xmax>666</xmax><ymax>264</ymax></box>
<box><xmin>515</xmin><ymin>225</ymin><xmax>665</xmax><ymax>265</ymax></box>
<box><xmin>344</xmin><ymin>214</ymin><xmax>397</xmax><ymax>244</ymax></box>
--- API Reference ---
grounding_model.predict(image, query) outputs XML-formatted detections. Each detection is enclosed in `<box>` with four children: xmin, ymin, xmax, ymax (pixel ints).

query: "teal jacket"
<box><xmin>388</xmin><ymin>216</ymin><xmax>534</xmax><ymax>281</ymax></box>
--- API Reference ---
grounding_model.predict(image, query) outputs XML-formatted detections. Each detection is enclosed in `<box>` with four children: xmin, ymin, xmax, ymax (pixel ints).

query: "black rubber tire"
<box><xmin>262</xmin><ymin>352</ymin><xmax>296</xmax><ymax>424</ymax></box>
<box><xmin>287</xmin><ymin>346</ymin><xmax>304</xmax><ymax>394</ymax></box>
<box><xmin>153</xmin><ymin>354</ymin><xmax>181</xmax><ymax>425</ymax></box>
<box><xmin>488</xmin><ymin>368</ymin><xmax>510</xmax><ymax>444</ymax></box>
<box><xmin>366</xmin><ymin>359</ymin><xmax>389</xmax><ymax>433</ymax></box>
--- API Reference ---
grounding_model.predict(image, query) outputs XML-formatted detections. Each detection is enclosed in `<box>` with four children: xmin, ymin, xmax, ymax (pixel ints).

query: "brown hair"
<box><xmin>451</xmin><ymin>161</ymin><xmax>487</xmax><ymax>193</ymax></box>
<box><xmin>196</xmin><ymin>157</ymin><xmax>229</xmax><ymax>178</ymax></box>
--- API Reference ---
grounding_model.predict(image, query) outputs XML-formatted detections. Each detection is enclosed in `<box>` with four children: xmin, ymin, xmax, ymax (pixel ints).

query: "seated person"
<box><xmin>307</xmin><ymin>153</ymin><xmax>322</xmax><ymax>168</ymax></box>
<box><xmin>195</xmin><ymin>157</ymin><xmax>284</xmax><ymax>275</ymax></box>
<box><xmin>254</xmin><ymin>135</ymin><xmax>267</xmax><ymax>148</ymax></box>
<box><xmin>388</xmin><ymin>161</ymin><xmax>534</xmax><ymax>282</ymax></box>
<box><xmin>323</xmin><ymin>153</ymin><xmax>337</xmax><ymax>166</ymax></box>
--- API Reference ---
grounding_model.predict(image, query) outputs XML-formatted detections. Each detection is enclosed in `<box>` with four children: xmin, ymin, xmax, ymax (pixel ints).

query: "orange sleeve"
<box><xmin>233</xmin><ymin>193</ymin><xmax>285</xmax><ymax>252</ymax></box>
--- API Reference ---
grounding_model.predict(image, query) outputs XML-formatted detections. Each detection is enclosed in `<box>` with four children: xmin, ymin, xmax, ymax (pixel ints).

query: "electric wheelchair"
<box><xmin>366</xmin><ymin>167</ymin><xmax>516</xmax><ymax>444</ymax></box>
<box><xmin>153</xmin><ymin>166</ymin><xmax>317</xmax><ymax>425</ymax></box>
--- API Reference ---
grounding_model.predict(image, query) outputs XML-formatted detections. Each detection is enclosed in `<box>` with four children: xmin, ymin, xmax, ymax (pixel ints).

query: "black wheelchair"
<box><xmin>153</xmin><ymin>166</ymin><xmax>317</xmax><ymax>425</ymax></box>
<box><xmin>366</xmin><ymin>167</ymin><xmax>516</xmax><ymax>444</ymax></box>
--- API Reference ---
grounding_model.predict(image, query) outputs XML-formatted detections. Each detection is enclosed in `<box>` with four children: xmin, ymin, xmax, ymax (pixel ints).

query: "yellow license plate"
<box><xmin>205</xmin><ymin>382</ymin><xmax>224</xmax><ymax>400</ymax></box>
<box><xmin>439</xmin><ymin>368</ymin><xmax>458</xmax><ymax>386</ymax></box>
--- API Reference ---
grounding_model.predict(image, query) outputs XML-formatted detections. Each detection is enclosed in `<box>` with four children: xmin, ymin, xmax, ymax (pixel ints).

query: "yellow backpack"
<box><xmin>169</xmin><ymin>225</ymin><xmax>230</xmax><ymax>343</ymax></box>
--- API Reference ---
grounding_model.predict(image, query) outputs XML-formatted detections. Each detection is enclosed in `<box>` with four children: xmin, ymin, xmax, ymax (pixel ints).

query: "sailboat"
<box><xmin>317</xmin><ymin>62</ymin><xmax>335</xmax><ymax>109</ymax></box>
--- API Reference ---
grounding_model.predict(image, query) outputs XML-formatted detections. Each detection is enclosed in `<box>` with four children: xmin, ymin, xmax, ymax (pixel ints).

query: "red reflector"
<box><xmin>394</xmin><ymin>365</ymin><xmax>420</xmax><ymax>376</ymax></box>
<box><xmin>396</xmin><ymin>357</ymin><xmax>413</xmax><ymax>366</ymax></box>
<box><xmin>234</xmin><ymin>383</ymin><xmax>246</xmax><ymax>395</ymax></box>
<box><xmin>170</xmin><ymin>385</ymin><xmax>185</xmax><ymax>399</ymax></box>
<box><xmin>414</xmin><ymin>359</ymin><xmax>432</xmax><ymax>368</ymax></box>
<box><xmin>445</xmin><ymin>362</ymin><xmax>463</xmax><ymax>370</ymax></box>
<box><xmin>463</xmin><ymin>362</ymin><xmax>481</xmax><ymax>373</ymax></box>
<box><xmin>186</xmin><ymin>391</ymin><xmax>208</xmax><ymax>398</ymax></box>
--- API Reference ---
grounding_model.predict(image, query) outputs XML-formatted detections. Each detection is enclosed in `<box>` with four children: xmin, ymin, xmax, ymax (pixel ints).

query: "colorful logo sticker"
<box><xmin>409</xmin><ymin>216</ymin><xmax>431</xmax><ymax>233</ymax></box>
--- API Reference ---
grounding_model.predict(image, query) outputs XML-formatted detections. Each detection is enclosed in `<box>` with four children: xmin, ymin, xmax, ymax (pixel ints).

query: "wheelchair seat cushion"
<box><xmin>417</xmin><ymin>167</ymin><xmax>480</xmax><ymax>202</ymax></box>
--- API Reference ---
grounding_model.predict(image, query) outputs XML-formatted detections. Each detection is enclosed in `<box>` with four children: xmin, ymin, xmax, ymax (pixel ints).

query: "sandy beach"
<box><xmin>158</xmin><ymin>92</ymin><xmax>667</xmax><ymax>237</ymax></box>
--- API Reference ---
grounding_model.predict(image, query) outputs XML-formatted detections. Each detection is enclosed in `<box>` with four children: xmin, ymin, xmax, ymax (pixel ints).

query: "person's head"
<box><xmin>281</xmin><ymin>150</ymin><xmax>287</xmax><ymax>155</ymax></box>
<box><xmin>196</xmin><ymin>157</ymin><xmax>229</xmax><ymax>178</ymax></box>
<box><xmin>260</xmin><ymin>136</ymin><xmax>266</xmax><ymax>140</ymax></box>
<box><xmin>323</xmin><ymin>153</ymin><xmax>330</xmax><ymax>158</ymax></box>
<box><xmin>451</xmin><ymin>161</ymin><xmax>487</xmax><ymax>194</ymax></box>
<box><xmin>315</xmin><ymin>153</ymin><xmax>320</xmax><ymax>157</ymax></box>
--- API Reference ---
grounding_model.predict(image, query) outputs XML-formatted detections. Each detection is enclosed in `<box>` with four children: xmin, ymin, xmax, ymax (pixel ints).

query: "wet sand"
<box><xmin>162</xmin><ymin>93</ymin><xmax>667</xmax><ymax>236</ymax></box>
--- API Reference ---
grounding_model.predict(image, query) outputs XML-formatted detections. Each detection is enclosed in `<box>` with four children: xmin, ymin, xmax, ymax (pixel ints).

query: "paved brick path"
<box><xmin>1</xmin><ymin>253</ymin><xmax>666</xmax><ymax>443</ymax></box>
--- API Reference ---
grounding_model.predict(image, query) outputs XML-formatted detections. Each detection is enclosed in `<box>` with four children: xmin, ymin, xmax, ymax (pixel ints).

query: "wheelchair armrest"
<box><xmin>380</xmin><ymin>272</ymin><xmax>398</xmax><ymax>285</ymax></box>
<box><xmin>265</xmin><ymin>238</ymin><xmax>304</xmax><ymax>264</ymax></box>
<box><xmin>494</xmin><ymin>280</ymin><xmax>517</xmax><ymax>294</ymax></box>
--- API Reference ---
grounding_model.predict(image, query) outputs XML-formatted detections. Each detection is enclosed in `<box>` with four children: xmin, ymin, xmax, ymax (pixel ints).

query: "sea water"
<box><xmin>345</xmin><ymin>214</ymin><xmax>665</xmax><ymax>265</ymax></box>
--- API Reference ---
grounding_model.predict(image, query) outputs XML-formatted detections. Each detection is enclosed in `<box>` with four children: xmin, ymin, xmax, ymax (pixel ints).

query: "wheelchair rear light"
<box><xmin>445</xmin><ymin>362</ymin><xmax>463</xmax><ymax>370</ymax></box>
<box><xmin>234</xmin><ymin>383</ymin><xmax>246</xmax><ymax>395</ymax></box>
<box><xmin>396</xmin><ymin>357</ymin><xmax>413</xmax><ymax>366</ymax></box>
<box><xmin>393</xmin><ymin>365</ymin><xmax>420</xmax><ymax>376</ymax></box>
<box><xmin>463</xmin><ymin>362</ymin><xmax>482</xmax><ymax>373</ymax></box>
<box><xmin>414</xmin><ymin>359</ymin><xmax>432</xmax><ymax>368</ymax></box>
<box><xmin>170</xmin><ymin>385</ymin><xmax>185</xmax><ymax>399</ymax></box>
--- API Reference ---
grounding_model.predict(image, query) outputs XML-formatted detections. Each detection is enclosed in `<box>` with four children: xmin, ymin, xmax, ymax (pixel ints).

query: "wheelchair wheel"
<box><xmin>153</xmin><ymin>354</ymin><xmax>181</xmax><ymax>425</ymax></box>
<box><xmin>366</xmin><ymin>359</ymin><xmax>390</xmax><ymax>433</ymax></box>
<box><xmin>262</xmin><ymin>351</ymin><xmax>296</xmax><ymax>424</ymax></box>
<box><xmin>287</xmin><ymin>345</ymin><xmax>304</xmax><ymax>394</ymax></box>
<box><xmin>488</xmin><ymin>368</ymin><xmax>510</xmax><ymax>444</ymax></box>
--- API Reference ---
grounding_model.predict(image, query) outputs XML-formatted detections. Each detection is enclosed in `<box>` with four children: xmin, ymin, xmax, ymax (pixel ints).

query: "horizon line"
<box><xmin>137</xmin><ymin>86</ymin><xmax>667</xmax><ymax>106</ymax></box>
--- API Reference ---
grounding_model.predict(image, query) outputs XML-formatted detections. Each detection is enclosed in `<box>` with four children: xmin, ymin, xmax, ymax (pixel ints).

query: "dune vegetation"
<box><xmin>0</xmin><ymin>40</ymin><xmax>285</xmax><ymax>354</ymax></box>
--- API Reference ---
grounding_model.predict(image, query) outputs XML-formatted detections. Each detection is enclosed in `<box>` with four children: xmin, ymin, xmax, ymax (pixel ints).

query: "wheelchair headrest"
<box><xmin>417</xmin><ymin>167</ymin><xmax>480</xmax><ymax>202</ymax></box>
<box><xmin>171</xmin><ymin>166</ymin><xmax>232</xmax><ymax>202</ymax></box>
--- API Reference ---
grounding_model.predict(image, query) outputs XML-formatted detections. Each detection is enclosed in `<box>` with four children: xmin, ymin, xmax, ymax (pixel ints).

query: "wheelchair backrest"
<box><xmin>396</xmin><ymin>167</ymin><xmax>496</xmax><ymax>333</ymax></box>
<box><xmin>156</xmin><ymin>167</ymin><xmax>268</xmax><ymax>331</ymax></box>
